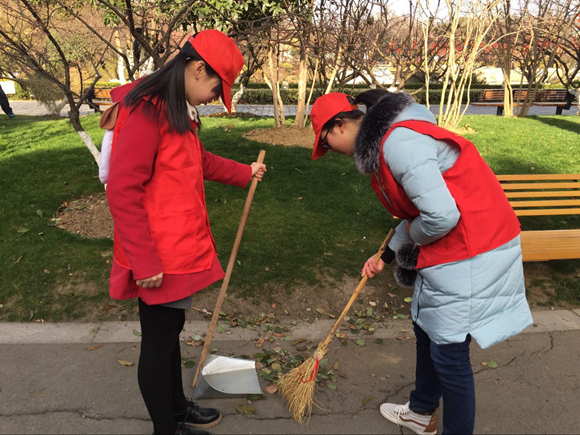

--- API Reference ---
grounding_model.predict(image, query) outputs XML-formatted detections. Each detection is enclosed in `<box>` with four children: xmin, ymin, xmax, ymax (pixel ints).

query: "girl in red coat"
<box><xmin>105</xmin><ymin>30</ymin><xmax>266</xmax><ymax>435</ymax></box>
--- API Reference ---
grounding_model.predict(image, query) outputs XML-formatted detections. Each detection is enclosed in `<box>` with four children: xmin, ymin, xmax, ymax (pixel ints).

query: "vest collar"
<box><xmin>354</xmin><ymin>92</ymin><xmax>415</xmax><ymax>174</ymax></box>
<box><xmin>186</xmin><ymin>101</ymin><xmax>199</xmax><ymax>123</ymax></box>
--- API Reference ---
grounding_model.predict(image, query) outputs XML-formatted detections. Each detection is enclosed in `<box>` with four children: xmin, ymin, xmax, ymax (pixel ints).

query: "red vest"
<box><xmin>371</xmin><ymin>120</ymin><xmax>520</xmax><ymax>269</ymax></box>
<box><xmin>111</xmin><ymin>101</ymin><xmax>216</xmax><ymax>274</ymax></box>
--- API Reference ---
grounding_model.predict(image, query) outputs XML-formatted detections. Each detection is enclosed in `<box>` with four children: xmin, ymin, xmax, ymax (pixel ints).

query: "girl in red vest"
<box><xmin>310</xmin><ymin>90</ymin><xmax>532</xmax><ymax>435</ymax></box>
<box><xmin>105</xmin><ymin>30</ymin><xmax>266</xmax><ymax>435</ymax></box>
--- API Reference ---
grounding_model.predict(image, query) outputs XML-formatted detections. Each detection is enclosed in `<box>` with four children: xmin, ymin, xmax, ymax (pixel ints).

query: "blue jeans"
<box><xmin>409</xmin><ymin>323</ymin><xmax>475</xmax><ymax>434</ymax></box>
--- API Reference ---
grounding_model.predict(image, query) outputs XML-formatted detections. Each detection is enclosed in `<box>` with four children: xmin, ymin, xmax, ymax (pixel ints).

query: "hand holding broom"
<box><xmin>278</xmin><ymin>229</ymin><xmax>395</xmax><ymax>424</ymax></box>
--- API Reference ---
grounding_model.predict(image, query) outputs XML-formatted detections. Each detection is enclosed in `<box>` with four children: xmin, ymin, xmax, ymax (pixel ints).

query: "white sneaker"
<box><xmin>380</xmin><ymin>401</ymin><xmax>437</xmax><ymax>435</ymax></box>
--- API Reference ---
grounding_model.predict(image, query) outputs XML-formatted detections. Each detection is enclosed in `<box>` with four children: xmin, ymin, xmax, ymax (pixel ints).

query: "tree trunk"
<box><xmin>114</xmin><ymin>30</ymin><xmax>127</xmax><ymax>85</ymax></box>
<box><xmin>230</xmin><ymin>83</ymin><xmax>244</xmax><ymax>114</ymax></box>
<box><xmin>266</xmin><ymin>48</ymin><xmax>281</xmax><ymax>128</ymax></box>
<box><xmin>325</xmin><ymin>48</ymin><xmax>342</xmax><ymax>95</ymax></box>
<box><xmin>66</xmin><ymin>95</ymin><xmax>100</xmax><ymax>164</ymax></box>
<box><xmin>294</xmin><ymin>50</ymin><xmax>308</xmax><ymax>128</ymax></box>
<box><xmin>303</xmin><ymin>59</ymin><xmax>319</xmax><ymax>128</ymax></box>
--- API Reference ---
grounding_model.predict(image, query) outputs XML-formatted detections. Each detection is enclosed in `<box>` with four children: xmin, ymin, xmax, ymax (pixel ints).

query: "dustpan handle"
<box><xmin>320</xmin><ymin>229</ymin><xmax>395</xmax><ymax>348</ymax></box>
<box><xmin>192</xmin><ymin>150</ymin><xmax>266</xmax><ymax>389</ymax></box>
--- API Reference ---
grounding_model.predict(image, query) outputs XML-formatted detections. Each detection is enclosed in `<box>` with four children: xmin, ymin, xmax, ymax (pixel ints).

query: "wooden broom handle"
<box><xmin>320</xmin><ymin>229</ymin><xmax>395</xmax><ymax>348</ymax></box>
<box><xmin>192</xmin><ymin>150</ymin><xmax>266</xmax><ymax>388</ymax></box>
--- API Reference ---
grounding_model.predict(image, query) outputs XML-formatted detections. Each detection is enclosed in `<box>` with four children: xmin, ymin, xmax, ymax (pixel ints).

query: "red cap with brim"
<box><xmin>188</xmin><ymin>30</ymin><xmax>244</xmax><ymax>113</ymax></box>
<box><xmin>310</xmin><ymin>93</ymin><xmax>359</xmax><ymax>160</ymax></box>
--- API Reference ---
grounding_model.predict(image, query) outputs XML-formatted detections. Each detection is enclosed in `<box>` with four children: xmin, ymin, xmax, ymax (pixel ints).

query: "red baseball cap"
<box><xmin>188</xmin><ymin>30</ymin><xmax>244</xmax><ymax>113</ymax></box>
<box><xmin>311</xmin><ymin>93</ymin><xmax>359</xmax><ymax>160</ymax></box>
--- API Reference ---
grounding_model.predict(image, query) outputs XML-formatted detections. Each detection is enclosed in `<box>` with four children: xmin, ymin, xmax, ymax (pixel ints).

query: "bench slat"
<box><xmin>520</xmin><ymin>230</ymin><xmax>580</xmax><ymax>261</ymax></box>
<box><xmin>513</xmin><ymin>208</ymin><xmax>580</xmax><ymax>216</ymax></box>
<box><xmin>501</xmin><ymin>182</ymin><xmax>580</xmax><ymax>190</ymax></box>
<box><xmin>498</xmin><ymin>174</ymin><xmax>580</xmax><ymax>181</ymax></box>
<box><xmin>509</xmin><ymin>199</ymin><xmax>580</xmax><ymax>208</ymax></box>
<box><xmin>505</xmin><ymin>191</ymin><xmax>580</xmax><ymax>198</ymax></box>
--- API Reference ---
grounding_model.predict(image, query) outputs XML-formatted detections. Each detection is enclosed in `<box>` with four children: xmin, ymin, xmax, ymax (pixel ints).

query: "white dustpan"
<box><xmin>193</xmin><ymin>354</ymin><xmax>262</xmax><ymax>399</ymax></box>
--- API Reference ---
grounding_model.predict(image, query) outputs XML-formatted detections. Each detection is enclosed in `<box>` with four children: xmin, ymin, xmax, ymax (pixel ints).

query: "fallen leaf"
<box><xmin>369</xmin><ymin>301</ymin><xmax>377</xmax><ymax>307</ymax></box>
<box><xmin>87</xmin><ymin>344</ymin><xmax>103</xmax><ymax>352</ymax></box>
<box><xmin>333</xmin><ymin>361</ymin><xmax>340</xmax><ymax>371</ymax></box>
<box><xmin>266</xmin><ymin>384</ymin><xmax>279</xmax><ymax>394</ymax></box>
<box><xmin>235</xmin><ymin>405</ymin><xmax>255</xmax><ymax>415</ymax></box>
<box><xmin>363</xmin><ymin>396</ymin><xmax>374</xmax><ymax>405</ymax></box>
<box><xmin>132</xmin><ymin>329</ymin><xmax>142</xmax><ymax>336</ymax></box>
<box><xmin>117</xmin><ymin>360</ymin><xmax>134</xmax><ymax>366</ymax></box>
<box><xmin>404</xmin><ymin>297</ymin><xmax>413</xmax><ymax>303</ymax></box>
<box><xmin>356</xmin><ymin>339</ymin><xmax>366</xmax><ymax>347</ymax></box>
<box><xmin>327</xmin><ymin>384</ymin><xmax>337</xmax><ymax>390</ymax></box>
<box><xmin>271</xmin><ymin>303</ymin><xmax>277</xmax><ymax>310</ymax></box>
<box><xmin>387</xmin><ymin>292</ymin><xmax>396</xmax><ymax>298</ymax></box>
<box><xmin>487</xmin><ymin>360</ymin><xmax>498</xmax><ymax>369</ymax></box>
<box><xmin>183</xmin><ymin>360</ymin><xmax>195</xmax><ymax>368</ymax></box>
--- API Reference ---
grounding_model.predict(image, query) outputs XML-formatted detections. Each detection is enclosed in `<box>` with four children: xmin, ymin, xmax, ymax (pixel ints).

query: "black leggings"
<box><xmin>138</xmin><ymin>298</ymin><xmax>188</xmax><ymax>435</ymax></box>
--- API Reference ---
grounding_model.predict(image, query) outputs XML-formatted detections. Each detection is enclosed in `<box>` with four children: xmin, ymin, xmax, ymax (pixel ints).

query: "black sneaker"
<box><xmin>175</xmin><ymin>422</ymin><xmax>211</xmax><ymax>435</ymax></box>
<box><xmin>174</xmin><ymin>398</ymin><xmax>222</xmax><ymax>429</ymax></box>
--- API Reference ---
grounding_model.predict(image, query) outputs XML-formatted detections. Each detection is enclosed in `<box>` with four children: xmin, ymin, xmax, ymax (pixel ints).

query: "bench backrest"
<box><xmin>513</xmin><ymin>89</ymin><xmax>536</xmax><ymax>102</ymax></box>
<box><xmin>94</xmin><ymin>88</ymin><xmax>113</xmax><ymax>99</ymax></box>
<box><xmin>537</xmin><ymin>89</ymin><xmax>568</xmax><ymax>102</ymax></box>
<box><xmin>479</xmin><ymin>89</ymin><xmax>504</xmax><ymax>102</ymax></box>
<box><xmin>498</xmin><ymin>174</ymin><xmax>580</xmax><ymax>216</ymax></box>
<box><xmin>478</xmin><ymin>88</ymin><xmax>537</xmax><ymax>102</ymax></box>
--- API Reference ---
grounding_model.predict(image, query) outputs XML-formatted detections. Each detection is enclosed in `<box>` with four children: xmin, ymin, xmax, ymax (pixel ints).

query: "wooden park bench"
<box><xmin>88</xmin><ymin>87</ymin><xmax>114</xmax><ymax>111</ymax></box>
<box><xmin>498</xmin><ymin>174</ymin><xmax>580</xmax><ymax>261</ymax></box>
<box><xmin>472</xmin><ymin>88</ymin><xmax>537</xmax><ymax>116</ymax></box>
<box><xmin>532</xmin><ymin>89</ymin><xmax>577</xmax><ymax>115</ymax></box>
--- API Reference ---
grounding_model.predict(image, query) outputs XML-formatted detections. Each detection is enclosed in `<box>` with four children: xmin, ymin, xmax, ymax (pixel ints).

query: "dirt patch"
<box><xmin>523</xmin><ymin>262</ymin><xmax>580</xmax><ymax>311</ymax></box>
<box><xmin>55</xmin><ymin>192</ymin><xmax>113</xmax><ymax>239</ymax></box>
<box><xmin>185</xmin><ymin>274</ymin><xmax>412</xmax><ymax>323</ymax></box>
<box><xmin>243</xmin><ymin>125</ymin><xmax>315</xmax><ymax>148</ymax></box>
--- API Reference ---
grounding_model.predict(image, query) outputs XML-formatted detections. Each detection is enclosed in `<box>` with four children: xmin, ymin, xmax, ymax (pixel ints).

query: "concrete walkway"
<box><xmin>1</xmin><ymin>309</ymin><xmax>580</xmax><ymax>434</ymax></box>
<box><xmin>9</xmin><ymin>100</ymin><xmax>579</xmax><ymax>118</ymax></box>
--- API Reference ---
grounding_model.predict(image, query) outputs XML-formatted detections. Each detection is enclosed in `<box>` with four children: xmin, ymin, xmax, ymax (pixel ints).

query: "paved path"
<box><xmin>1</xmin><ymin>309</ymin><xmax>580</xmax><ymax>434</ymax></box>
<box><xmin>9</xmin><ymin>100</ymin><xmax>579</xmax><ymax>118</ymax></box>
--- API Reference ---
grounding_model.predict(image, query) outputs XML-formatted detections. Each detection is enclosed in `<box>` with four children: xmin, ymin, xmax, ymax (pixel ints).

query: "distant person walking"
<box><xmin>0</xmin><ymin>85</ymin><xmax>16</xmax><ymax>119</ymax></box>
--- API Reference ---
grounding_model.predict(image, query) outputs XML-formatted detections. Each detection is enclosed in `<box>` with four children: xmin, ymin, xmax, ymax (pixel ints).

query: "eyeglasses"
<box><xmin>320</xmin><ymin>128</ymin><xmax>332</xmax><ymax>149</ymax></box>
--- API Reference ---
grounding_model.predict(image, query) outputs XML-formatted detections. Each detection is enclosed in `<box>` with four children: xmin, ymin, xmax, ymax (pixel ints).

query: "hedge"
<box><xmin>237</xmin><ymin>88</ymin><xmax>488</xmax><ymax>105</ymax></box>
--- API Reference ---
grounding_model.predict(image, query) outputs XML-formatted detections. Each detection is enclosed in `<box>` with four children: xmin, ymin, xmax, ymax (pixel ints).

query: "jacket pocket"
<box><xmin>151</xmin><ymin>211</ymin><xmax>201</xmax><ymax>261</ymax></box>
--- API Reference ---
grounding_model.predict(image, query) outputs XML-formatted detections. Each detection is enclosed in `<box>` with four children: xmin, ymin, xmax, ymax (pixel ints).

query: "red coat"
<box><xmin>371</xmin><ymin>120</ymin><xmax>520</xmax><ymax>269</ymax></box>
<box><xmin>106</xmin><ymin>84</ymin><xmax>252</xmax><ymax>304</ymax></box>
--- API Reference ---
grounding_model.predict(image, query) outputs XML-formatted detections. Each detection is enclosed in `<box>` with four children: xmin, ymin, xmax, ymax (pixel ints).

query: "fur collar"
<box><xmin>354</xmin><ymin>92</ymin><xmax>415</xmax><ymax>174</ymax></box>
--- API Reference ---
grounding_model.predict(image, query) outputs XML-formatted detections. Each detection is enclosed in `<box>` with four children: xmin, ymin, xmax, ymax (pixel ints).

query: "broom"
<box><xmin>192</xmin><ymin>149</ymin><xmax>266</xmax><ymax>389</ymax></box>
<box><xmin>278</xmin><ymin>229</ymin><xmax>395</xmax><ymax>424</ymax></box>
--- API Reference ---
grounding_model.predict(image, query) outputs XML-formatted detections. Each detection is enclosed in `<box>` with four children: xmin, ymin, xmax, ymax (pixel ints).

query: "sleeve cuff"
<box><xmin>380</xmin><ymin>247</ymin><xmax>396</xmax><ymax>264</ymax></box>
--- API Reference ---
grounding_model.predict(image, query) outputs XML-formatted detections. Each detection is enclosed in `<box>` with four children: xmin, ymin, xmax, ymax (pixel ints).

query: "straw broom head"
<box><xmin>278</xmin><ymin>343</ymin><xmax>328</xmax><ymax>424</ymax></box>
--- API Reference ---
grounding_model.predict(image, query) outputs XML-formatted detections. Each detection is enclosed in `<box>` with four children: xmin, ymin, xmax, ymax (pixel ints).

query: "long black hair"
<box><xmin>124</xmin><ymin>39</ymin><xmax>222</xmax><ymax>134</ymax></box>
<box><xmin>321</xmin><ymin>89</ymin><xmax>390</xmax><ymax>133</ymax></box>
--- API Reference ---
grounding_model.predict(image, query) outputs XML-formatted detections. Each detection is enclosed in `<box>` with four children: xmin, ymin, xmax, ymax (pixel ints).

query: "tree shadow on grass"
<box><xmin>530</xmin><ymin>116</ymin><xmax>580</xmax><ymax>135</ymax></box>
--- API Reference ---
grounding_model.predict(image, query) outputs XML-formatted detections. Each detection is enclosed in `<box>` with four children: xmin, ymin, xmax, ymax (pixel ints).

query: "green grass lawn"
<box><xmin>0</xmin><ymin>113</ymin><xmax>579</xmax><ymax>321</ymax></box>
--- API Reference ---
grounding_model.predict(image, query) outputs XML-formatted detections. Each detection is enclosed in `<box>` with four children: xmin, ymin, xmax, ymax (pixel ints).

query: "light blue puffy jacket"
<box><xmin>384</xmin><ymin>104</ymin><xmax>533</xmax><ymax>349</ymax></box>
